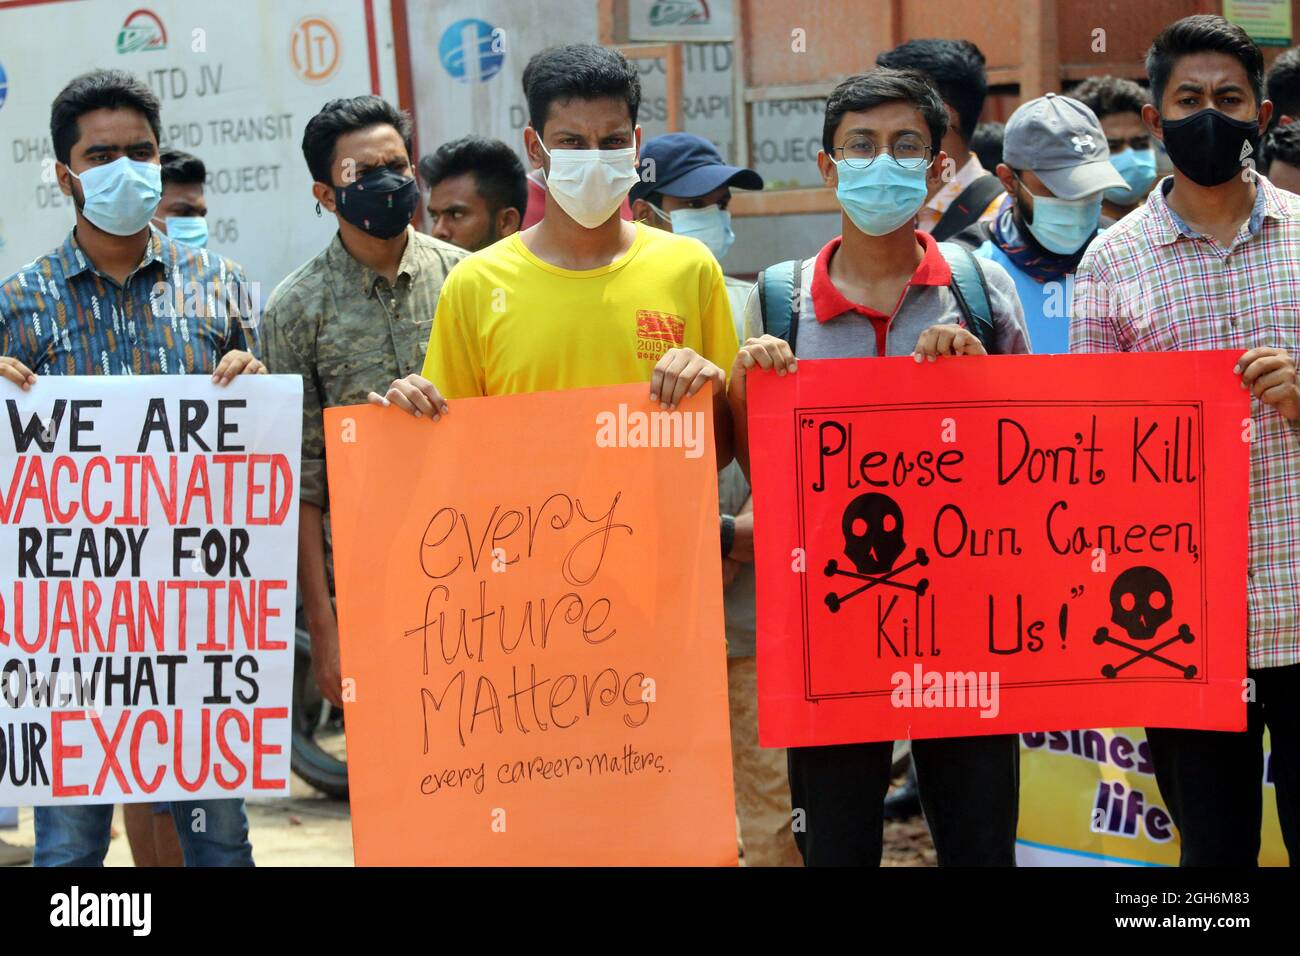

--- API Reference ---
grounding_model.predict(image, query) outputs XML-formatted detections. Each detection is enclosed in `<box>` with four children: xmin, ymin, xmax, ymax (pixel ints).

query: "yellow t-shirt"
<box><xmin>420</xmin><ymin>223</ymin><xmax>738</xmax><ymax>397</ymax></box>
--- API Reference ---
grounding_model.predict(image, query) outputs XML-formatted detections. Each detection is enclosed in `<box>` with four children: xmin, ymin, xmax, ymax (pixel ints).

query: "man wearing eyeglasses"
<box><xmin>728</xmin><ymin>68</ymin><xmax>1030</xmax><ymax>867</ymax></box>
<box><xmin>956</xmin><ymin>94</ymin><xmax>1128</xmax><ymax>355</ymax></box>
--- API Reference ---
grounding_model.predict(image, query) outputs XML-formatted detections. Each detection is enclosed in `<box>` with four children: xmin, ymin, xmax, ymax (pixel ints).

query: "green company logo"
<box><xmin>648</xmin><ymin>0</ymin><xmax>711</xmax><ymax>28</ymax></box>
<box><xmin>116</xmin><ymin>9</ymin><xmax>168</xmax><ymax>54</ymax></box>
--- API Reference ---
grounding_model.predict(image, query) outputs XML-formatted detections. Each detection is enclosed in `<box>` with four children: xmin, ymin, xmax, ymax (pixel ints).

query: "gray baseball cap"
<box><xmin>1003</xmin><ymin>93</ymin><xmax>1128</xmax><ymax>200</ymax></box>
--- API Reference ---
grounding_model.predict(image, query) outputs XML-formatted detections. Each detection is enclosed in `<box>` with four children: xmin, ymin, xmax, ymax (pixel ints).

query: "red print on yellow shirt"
<box><xmin>635</xmin><ymin>310</ymin><xmax>685</xmax><ymax>361</ymax></box>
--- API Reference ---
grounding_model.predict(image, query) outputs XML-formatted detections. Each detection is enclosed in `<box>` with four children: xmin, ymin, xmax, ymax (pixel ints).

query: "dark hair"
<box><xmin>969</xmin><ymin>121</ymin><xmax>1004</xmax><ymax>172</ymax></box>
<box><xmin>876</xmin><ymin>39</ymin><xmax>986</xmax><ymax>142</ymax></box>
<box><xmin>522</xmin><ymin>43</ymin><xmax>641</xmax><ymax>132</ymax></box>
<box><xmin>50</xmin><ymin>69</ymin><xmax>161</xmax><ymax>165</ymax></box>
<box><xmin>1146</xmin><ymin>15</ymin><xmax>1264</xmax><ymax>113</ymax></box>
<box><xmin>1266</xmin><ymin>46</ymin><xmax>1300</xmax><ymax>123</ymax></box>
<box><xmin>1261</xmin><ymin>122</ymin><xmax>1300</xmax><ymax>174</ymax></box>
<box><xmin>159</xmin><ymin>148</ymin><xmax>206</xmax><ymax>187</ymax></box>
<box><xmin>418</xmin><ymin>136</ymin><xmax>528</xmax><ymax>219</ymax></box>
<box><xmin>1071</xmin><ymin>75</ymin><xmax>1150</xmax><ymax>119</ymax></box>
<box><xmin>301</xmin><ymin>95</ymin><xmax>412</xmax><ymax>184</ymax></box>
<box><xmin>822</xmin><ymin>68</ymin><xmax>948</xmax><ymax>156</ymax></box>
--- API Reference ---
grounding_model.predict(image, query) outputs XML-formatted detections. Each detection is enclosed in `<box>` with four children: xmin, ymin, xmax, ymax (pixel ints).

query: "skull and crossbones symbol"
<box><xmin>823</xmin><ymin>492</ymin><xmax>929</xmax><ymax>613</ymax></box>
<box><xmin>1092</xmin><ymin>566</ymin><xmax>1197</xmax><ymax>679</ymax></box>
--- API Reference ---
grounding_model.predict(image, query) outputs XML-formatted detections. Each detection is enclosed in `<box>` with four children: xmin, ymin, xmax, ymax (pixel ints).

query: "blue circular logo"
<box><xmin>438</xmin><ymin>19</ymin><xmax>503</xmax><ymax>84</ymax></box>
<box><xmin>0</xmin><ymin>61</ymin><xmax>8</xmax><ymax>112</ymax></box>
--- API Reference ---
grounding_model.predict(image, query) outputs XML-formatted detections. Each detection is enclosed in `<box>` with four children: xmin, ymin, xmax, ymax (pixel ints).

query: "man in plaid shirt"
<box><xmin>1072</xmin><ymin>16</ymin><xmax>1300</xmax><ymax>865</ymax></box>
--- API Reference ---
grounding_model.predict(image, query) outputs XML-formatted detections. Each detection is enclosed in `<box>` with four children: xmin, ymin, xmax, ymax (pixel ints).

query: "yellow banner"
<box><xmin>1016</xmin><ymin>728</ymin><xmax>1285</xmax><ymax>865</ymax></box>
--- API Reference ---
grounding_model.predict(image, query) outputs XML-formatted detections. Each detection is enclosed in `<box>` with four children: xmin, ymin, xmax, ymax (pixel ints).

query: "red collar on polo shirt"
<box><xmin>809</xmin><ymin>230</ymin><xmax>952</xmax><ymax>354</ymax></box>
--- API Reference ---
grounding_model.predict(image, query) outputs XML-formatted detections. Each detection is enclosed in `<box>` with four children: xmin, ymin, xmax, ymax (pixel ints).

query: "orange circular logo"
<box><xmin>290</xmin><ymin>16</ymin><xmax>341</xmax><ymax>84</ymax></box>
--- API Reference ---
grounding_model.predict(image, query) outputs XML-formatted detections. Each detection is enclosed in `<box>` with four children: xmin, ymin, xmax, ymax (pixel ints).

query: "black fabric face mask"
<box><xmin>334</xmin><ymin>167</ymin><xmax>420</xmax><ymax>238</ymax></box>
<box><xmin>1160</xmin><ymin>108</ymin><xmax>1261</xmax><ymax>187</ymax></box>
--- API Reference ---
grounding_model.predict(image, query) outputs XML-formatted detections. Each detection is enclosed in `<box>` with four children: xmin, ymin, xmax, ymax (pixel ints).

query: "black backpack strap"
<box><xmin>932</xmin><ymin>173</ymin><xmax>1005</xmax><ymax>242</ymax></box>
<box><xmin>938</xmin><ymin>241</ymin><xmax>998</xmax><ymax>355</ymax></box>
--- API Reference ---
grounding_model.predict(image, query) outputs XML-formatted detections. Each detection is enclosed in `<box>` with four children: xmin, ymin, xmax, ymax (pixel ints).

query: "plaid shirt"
<box><xmin>1</xmin><ymin>226</ymin><xmax>254</xmax><ymax>376</ymax></box>
<box><xmin>1071</xmin><ymin>174</ymin><xmax>1300</xmax><ymax>668</ymax></box>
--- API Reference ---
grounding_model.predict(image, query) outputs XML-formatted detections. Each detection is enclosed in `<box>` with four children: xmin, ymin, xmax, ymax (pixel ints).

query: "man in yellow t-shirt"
<box><xmin>370</xmin><ymin>43</ymin><xmax>737</xmax><ymax>466</ymax></box>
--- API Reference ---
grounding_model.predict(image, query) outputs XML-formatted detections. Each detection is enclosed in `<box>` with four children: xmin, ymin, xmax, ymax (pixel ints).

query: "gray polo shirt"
<box><xmin>742</xmin><ymin>234</ymin><xmax>1031</xmax><ymax>358</ymax></box>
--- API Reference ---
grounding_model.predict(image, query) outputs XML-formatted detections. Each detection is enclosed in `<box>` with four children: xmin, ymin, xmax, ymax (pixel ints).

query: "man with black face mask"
<box><xmin>261</xmin><ymin>96</ymin><xmax>466</xmax><ymax>708</ymax></box>
<box><xmin>1072</xmin><ymin>15</ymin><xmax>1300</xmax><ymax>867</ymax></box>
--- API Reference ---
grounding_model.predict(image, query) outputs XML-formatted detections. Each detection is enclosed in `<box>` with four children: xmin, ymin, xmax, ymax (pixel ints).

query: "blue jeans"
<box><xmin>35</xmin><ymin>799</ymin><xmax>254</xmax><ymax>867</ymax></box>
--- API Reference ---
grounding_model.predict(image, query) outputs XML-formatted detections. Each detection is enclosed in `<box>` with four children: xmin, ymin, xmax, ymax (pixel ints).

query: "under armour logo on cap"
<box><xmin>1071</xmin><ymin>134</ymin><xmax>1095</xmax><ymax>154</ymax></box>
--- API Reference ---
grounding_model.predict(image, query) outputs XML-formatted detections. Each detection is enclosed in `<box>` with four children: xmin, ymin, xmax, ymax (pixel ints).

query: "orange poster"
<box><xmin>324</xmin><ymin>385</ymin><xmax>736</xmax><ymax>865</ymax></box>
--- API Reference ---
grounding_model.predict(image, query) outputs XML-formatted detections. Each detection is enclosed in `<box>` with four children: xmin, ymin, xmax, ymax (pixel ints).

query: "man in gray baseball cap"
<box><xmin>1003</xmin><ymin>92</ymin><xmax>1131</xmax><ymax>200</ymax></box>
<box><xmin>959</xmin><ymin>92</ymin><xmax>1127</xmax><ymax>354</ymax></box>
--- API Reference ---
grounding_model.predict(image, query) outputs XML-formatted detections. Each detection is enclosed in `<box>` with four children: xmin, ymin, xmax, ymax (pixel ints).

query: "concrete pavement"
<box><xmin>3</xmin><ymin>775</ymin><xmax>354</xmax><ymax>866</ymax></box>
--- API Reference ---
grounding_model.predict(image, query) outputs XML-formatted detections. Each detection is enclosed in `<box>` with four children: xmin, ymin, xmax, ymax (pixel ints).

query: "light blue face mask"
<box><xmin>69</xmin><ymin>156</ymin><xmax>162</xmax><ymax>236</ymax></box>
<box><xmin>1021</xmin><ymin>186</ymin><xmax>1102</xmax><ymax>256</ymax></box>
<box><xmin>1105</xmin><ymin>148</ymin><xmax>1158</xmax><ymax>205</ymax></box>
<box><xmin>163</xmin><ymin>216</ymin><xmax>209</xmax><ymax>248</ymax></box>
<box><xmin>652</xmin><ymin>203</ymin><xmax>735</xmax><ymax>260</ymax></box>
<box><xmin>834</xmin><ymin>158</ymin><xmax>928</xmax><ymax>236</ymax></box>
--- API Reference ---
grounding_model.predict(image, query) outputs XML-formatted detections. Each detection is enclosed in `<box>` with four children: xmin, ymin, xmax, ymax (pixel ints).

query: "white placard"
<box><xmin>0</xmin><ymin>0</ymin><xmax>399</xmax><ymax>295</ymax></box>
<box><xmin>0</xmin><ymin>375</ymin><xmax>301</xmax><ymax>805</ymax></box>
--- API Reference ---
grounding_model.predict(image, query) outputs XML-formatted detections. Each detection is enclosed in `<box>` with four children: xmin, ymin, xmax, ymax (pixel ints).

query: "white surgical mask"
<box><xmin>539</xmin><ymin>141</ymin><xmax>639</xmax><ymax>229</ymax></box>
<box><xmin>650</xmin><ymin>203</ymin><xmax>736</xmax><ymax>261</ymax></box>
<box><xmin>835</xmin><ymin>158</ymin><xmax>929</xmax><ymax>237</ymax></box>
<box><xmin>160</xmin><ymin>216</ymin><xmax>209</xmax><ymax>248</ymax></box>
<box><xmin>1022</xmin><ymin>191</ymin><xmax>1102</xmax><ymax>255</ymax></box>
<box><xmin>69</xmin><ymin>156</ymin><xmax>162</xmax><ymax>236</ymax></box>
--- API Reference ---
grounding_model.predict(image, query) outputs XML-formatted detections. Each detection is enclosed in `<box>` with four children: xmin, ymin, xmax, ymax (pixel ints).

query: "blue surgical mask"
<box><xmin>1105</xmin><ymin>148</ymin><xmax>1158</xmax><ymax>205</ymax></box>
<box><xmin>69</xmin><ymin>156</ymin><xmax>162</xmax><ymax>236</ymax></box>
<box><xmin>652</xmin><ymin>203</ymin><xmax>736</xmax><ymax>261</ymax></box>
<box><xmin>162</xmin><ymin>216</ymin><xmax>209</xmax><ymax>248</ymax></box>
<box><xmin>834</xmin><ymin>158</ymin><xmax>928</xmax><ymax>236</ymax></box>
<box><xmin>1021</xmin><ymin>185</ymin><xmax>1102</xmax><ymax>255</ymax></box>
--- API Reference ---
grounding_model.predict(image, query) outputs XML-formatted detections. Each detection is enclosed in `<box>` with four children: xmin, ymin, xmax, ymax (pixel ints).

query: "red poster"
<box><xmin>748</xmin><ymin>353</ymin><xmax>1250</xmax><ymax>748</ymax></box>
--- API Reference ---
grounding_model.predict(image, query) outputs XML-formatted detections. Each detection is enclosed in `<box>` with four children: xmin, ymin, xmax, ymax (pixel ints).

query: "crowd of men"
<box><xmin>1</xmin><ymin>12</ymin><xmax>1298</xmax><ymax>868</ymax></box>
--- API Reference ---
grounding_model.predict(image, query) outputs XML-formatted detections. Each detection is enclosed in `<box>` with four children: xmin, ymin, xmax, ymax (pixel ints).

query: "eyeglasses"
<box><xmin>1107</xmin><ymin>136</ymin><xmax>1152</xmax><ymax>152</ymax></box>
<box><xmin>832</xmin><ymin>135</ymin><xmax>934</xmax><ymax>170</ymax></box>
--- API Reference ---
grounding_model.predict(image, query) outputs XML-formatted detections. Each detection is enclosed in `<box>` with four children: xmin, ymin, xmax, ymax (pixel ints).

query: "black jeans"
<box><xmin>787</xmin><ymin>733</ymin><xmax>1019</xmax><ymax>866</ymax></box>
<box><xmin>1146</xmin><ymin>663</ymin><xmax>1300</xmax><ymax>866</ymax></box>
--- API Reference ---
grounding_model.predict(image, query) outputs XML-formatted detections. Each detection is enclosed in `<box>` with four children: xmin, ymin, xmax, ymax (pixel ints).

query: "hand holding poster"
<box><xmin>0</xmin><ymin>376</ymin><xmax>301</xmax><ymax>804</ymax></box>
<box><xmin>324</xmin><ymin>384</ymin><xmax>737</xmax><ymax>866</ymax></box>
<box><xmin>748</xmin><ymin>353</ymin><xmax>1250</xmax><ymax>748</ymax></box>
